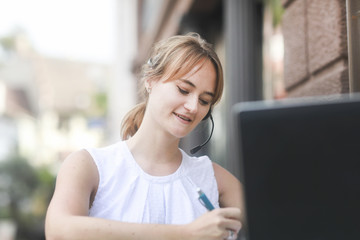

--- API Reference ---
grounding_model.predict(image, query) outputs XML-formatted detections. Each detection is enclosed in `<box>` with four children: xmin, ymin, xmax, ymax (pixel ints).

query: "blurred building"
<box><xmin>0</xmin><ymin>33</ymin><xmax>111</xmax><ymax>166</ymax></box>
<box><xmin>282</xmin><ymin>0</ymin><xmax>349</xmax><ymax>97</ymax></box>
<box><xmin>106</xmin><ymin>0</ymin><xmax>138</xmax><ymax>143</ymax></box>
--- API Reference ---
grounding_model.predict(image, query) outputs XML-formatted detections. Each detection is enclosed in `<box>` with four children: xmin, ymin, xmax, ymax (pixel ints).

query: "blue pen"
<box><xmin>197</xmin><ymin>188</ymin><xmax>215</xmax><ymax>211</ymax></box>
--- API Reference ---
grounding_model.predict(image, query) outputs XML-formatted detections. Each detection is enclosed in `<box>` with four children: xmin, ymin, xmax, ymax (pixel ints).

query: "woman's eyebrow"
<box><xmin>179</xmin><ymin>79</ymin><xmax>196</xmax><ymax>88</ymax></box>
<box><xmin>178</xmin><ymin>79</ymin><xmax>215</xmax><ymax>97</ymax></box>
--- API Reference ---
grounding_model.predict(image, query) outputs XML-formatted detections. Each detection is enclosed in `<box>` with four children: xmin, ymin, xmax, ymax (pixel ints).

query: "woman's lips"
<box><xmin>173</xmin><ymin>112</ymin><xmax>192</xmax><ymax>122</ymax></box>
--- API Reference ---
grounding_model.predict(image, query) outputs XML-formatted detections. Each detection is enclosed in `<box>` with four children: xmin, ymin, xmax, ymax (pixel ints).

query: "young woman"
<box><xmin>45</xmin><ymin>33</ymin><xmax>243</xmax><ymax>240</ymax></box>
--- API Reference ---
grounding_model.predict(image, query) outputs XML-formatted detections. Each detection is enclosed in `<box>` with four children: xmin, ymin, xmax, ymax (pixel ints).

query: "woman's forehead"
<box><xmin>180</xmin><ymin>62</ymin><xmax>216</xmax><ymax>87</ymax></box>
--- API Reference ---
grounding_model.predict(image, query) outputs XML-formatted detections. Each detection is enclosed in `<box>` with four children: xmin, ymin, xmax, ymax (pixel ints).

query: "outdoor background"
<box><xmin>0</xmin><ymin>0</ymin><xmax>356</xmax><ymax>239</ymax></box>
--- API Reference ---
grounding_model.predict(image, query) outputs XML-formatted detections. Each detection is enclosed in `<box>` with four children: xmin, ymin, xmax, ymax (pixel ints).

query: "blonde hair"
<box><xmin>121</xmin><ymin>32</ymin><xmax>224</xmax><ymax>139</ymax></box>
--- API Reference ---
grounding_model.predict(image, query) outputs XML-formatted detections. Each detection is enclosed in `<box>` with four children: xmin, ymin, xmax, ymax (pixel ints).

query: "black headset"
<box><xmin>190</xmin><ymin>109</ymin><xmax>214</xmax><ymax>154</ymax></box>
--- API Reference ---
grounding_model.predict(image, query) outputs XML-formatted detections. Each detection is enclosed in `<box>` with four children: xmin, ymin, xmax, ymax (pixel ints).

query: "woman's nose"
<box><xmin>184</xmin><ymin>96</ymin><xmax>198</xmax><ymax>113</ymax></box>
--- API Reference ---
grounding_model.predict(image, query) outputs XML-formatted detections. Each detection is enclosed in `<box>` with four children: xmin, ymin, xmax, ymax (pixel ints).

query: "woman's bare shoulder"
<box><xmin>61</xmin><ymin>149</ymin><xmax>96</xmax><ymax>169</ymax></box>
<box><xmin>56</xmin><ymin>149</ymin><xmax>99</xmax><ymax>191</ymax></box>
<box><xmin>212</xmin><ymin>162</ymin><xmax>238</xmax><ymax>183</ymax></box>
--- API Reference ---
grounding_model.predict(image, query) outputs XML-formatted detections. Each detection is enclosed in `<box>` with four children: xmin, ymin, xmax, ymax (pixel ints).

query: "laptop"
<box><xmin>232</xmin><ymin>94</ymin><xmax>360</xmax><ymax>240</ymax></box>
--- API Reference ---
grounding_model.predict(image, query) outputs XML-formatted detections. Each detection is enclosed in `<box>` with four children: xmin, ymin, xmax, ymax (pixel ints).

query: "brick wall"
<box><xmin>282</xmin><ymin>0</ymin><xmax>349</xmax><ymax>97</ymax></box>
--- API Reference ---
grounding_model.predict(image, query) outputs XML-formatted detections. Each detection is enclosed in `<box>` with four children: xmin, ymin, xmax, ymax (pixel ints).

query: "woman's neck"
<box><xmin>125</xmin><ymin>123</ymin><xmax>182</xmax><ymax>176</ymax></box>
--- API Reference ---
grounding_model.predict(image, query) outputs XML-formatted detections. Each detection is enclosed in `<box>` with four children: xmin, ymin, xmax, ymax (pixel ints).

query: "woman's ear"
<box><xmin>145</xmin><ymin>77</ymin><xmax>158</xmax><ymax>90</ymax></box>
<box><xmin>145</xmin><ymin>78</ymin><xmax>155</xmax><ymax>94</ymax></box>
<box><xmin>144</xmin><ymin>78</ymin><xmax>151</xmax><ymax>90</ymax></box>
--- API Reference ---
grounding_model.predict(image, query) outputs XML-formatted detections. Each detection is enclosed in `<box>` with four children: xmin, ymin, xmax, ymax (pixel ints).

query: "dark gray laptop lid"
<box><xmin>232</xmin><ymin>94</ymin><xmax>360</xmax><ymax>240</ymax></box>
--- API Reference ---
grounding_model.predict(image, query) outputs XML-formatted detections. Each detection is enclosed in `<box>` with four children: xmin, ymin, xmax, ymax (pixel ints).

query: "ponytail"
<box><xmin>120</xmin><ymin>102</ymin><xmax>146</xmax><ymax>140</ymax></box>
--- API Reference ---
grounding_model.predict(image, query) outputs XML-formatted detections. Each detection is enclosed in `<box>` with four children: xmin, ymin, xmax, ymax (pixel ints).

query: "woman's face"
<box><xmin>146</xmin><ymin>59</ymin><xmax>216</xmax><ymax>139</ymax></box>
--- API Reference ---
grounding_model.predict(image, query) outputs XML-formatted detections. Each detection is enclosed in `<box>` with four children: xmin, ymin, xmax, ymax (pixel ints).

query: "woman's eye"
<box><xmin>177</xmin><ymin>87</ymin><xmax>189</xmax><ymax>95</ymax></box>
<box><xmin>199</xmin><ymin>99</ymin><xmax>210</xmax><ymax>106</ymax></box>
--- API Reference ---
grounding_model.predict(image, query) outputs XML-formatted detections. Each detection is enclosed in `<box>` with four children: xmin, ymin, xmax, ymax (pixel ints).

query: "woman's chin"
<box><xmin>169</xmin><ymin>129</ymin><xmax>190</xmax><ymax>139</ymax></box>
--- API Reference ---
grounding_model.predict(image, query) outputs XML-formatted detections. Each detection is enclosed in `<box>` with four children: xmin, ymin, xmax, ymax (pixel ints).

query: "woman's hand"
<box><xmin>184</xmin><ymin>207</ymin><xmax>242</xmax><ymax>240</ymax></box>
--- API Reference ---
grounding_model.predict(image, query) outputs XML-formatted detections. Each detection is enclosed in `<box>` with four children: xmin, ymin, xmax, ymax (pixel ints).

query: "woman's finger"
<box><xmin>213</xmin><ymin>207</ymin><xmax>242</xmax><ymax>220</ymax></box>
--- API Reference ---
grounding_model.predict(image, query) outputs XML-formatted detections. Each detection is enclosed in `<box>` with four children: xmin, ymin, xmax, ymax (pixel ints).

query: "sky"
<box><xmin>0</xmin><ymin>0</ymin><xmax>117</xmax><ymax>63</ymax></box>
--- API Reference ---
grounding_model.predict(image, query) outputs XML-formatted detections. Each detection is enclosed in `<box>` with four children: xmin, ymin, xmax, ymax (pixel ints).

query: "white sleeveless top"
<box><xmin>86</xmin><ymin>141</ymin><xmax>219</xmax><ymax>224</ymax></box>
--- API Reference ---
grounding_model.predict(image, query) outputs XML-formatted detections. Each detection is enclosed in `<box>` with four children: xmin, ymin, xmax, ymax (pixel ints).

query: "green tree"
<box><xmin>0</xmin><ymin>156</ymin><xmax>55</xmax><ymax>240</ymax></box>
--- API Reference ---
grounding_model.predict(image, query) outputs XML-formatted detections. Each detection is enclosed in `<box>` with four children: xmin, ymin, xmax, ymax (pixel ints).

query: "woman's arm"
<box><xmin>212</xmin><ymin>162</ymin><xmax>245</xmax><ymax>239</ymax></box>
<box><xmin>213</xmin><ymin>162</ymin><xmax>245</xmax><ymax>212</ymax></box>
<box><xmin>45</xmin><ymin>151</ymin><xmax>241</xmax><ymax>240</ymax></box>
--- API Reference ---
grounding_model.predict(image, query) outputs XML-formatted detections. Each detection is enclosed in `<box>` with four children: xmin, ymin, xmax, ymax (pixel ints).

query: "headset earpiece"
<box><xmin>203</xmin><ymin>108</ymin><xmax>212</xmax><ymax>121</ymax></box>
<box><xmin>191</xmin><ymin>113</ymin><xmax>214</xmax><ymax>154</ymax></box>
